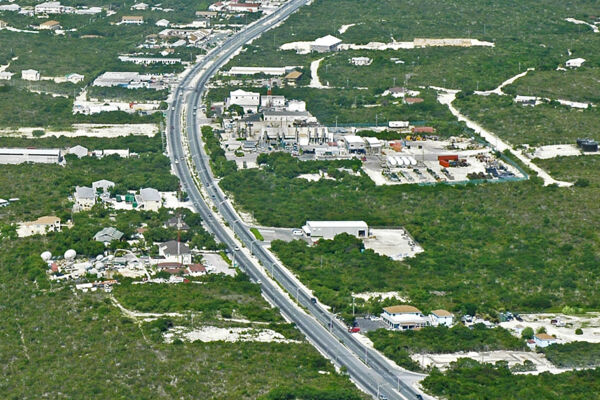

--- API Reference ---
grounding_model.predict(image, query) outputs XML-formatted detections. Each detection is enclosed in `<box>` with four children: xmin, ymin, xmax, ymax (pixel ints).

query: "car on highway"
<box><xmin>234</xmin><ymin>246</ymin><xmax>240</xmax><ymax>251</ymax></box>
<box><xmin>348</xmin><ymin>327</ymin><xmax>360</xmax><ymax>333</ymax></box>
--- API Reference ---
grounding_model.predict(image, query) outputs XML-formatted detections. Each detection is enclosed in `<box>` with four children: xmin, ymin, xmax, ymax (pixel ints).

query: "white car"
<box><xmin>292</xmin><ymin>229</ymin><xmax>303</xmax><ymax>236</ymax></box>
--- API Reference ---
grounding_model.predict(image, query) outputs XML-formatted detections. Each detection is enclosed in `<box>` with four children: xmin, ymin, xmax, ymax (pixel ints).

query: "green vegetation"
<box><xmin>220</xmin><ymin>152</ymin><xmax>600</xmax><ymax>313</ymax></box>
<box><xmin>454</xmin><ymin>94</ymin><xmax>600</xmax><ymax>146</ymax></box>
<box><xmin>0</xmin><ymin>134</ymin><xmax>163</xmax><ymax>153</ymax></box>
<box><xmin>506</xmin><ymin>68</ymin><xmax>600</xmax><ymax>103</ymax></box>
<box><xmin>542</xmin><ymin>342</ymin><xmax>600</xmax><ymax>369</ymax></box>
<box><xmin>368</xmin><ymin>324</ymin><xmax>525</xmax><ymax>371</ymax></box>
<box><xmin>115</xmin><ymin>274</ymin><xmax>283</xmax><ymax>322</ymax></box>
<box><xmin>422</xmin><ymin>358</ymin><xmax>600</xmax><ymax>400</ymax></box>
<box><xmin>202</xmin><ymin>125</ymin><xmax>238</xmax><ymax>177</ymax></box>
<box><xmin>537</xmin><ymin>156</ymin><xmax>600</xmax><ymax>188</ymax></box>
<box><xmin>250</xmin><ymin>227</ymin><xmax>264</xmax><ymax>241</ymax></box>
<box><xmin>88</xmin><ymin>86</ymin><xmax>170</xmax><ymax>102</ymax></box>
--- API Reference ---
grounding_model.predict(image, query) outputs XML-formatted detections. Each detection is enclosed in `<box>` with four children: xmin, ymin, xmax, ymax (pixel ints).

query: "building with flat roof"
<box><xmin>21</xmin><ymin>69</ymin><xmax>40</xmax><ymax>81</ymax></box>
<box><xmin>227</xmin><ymin>89</ymin><xmax>260</xmax><ymax>113</ymax></box>
<box><xmin>17</xmin><ymin>216</ymin><xmax>61</xmax><ymax>237</ymax></box>
<box><xmin>343</xmin><ymin>135</ymin><xmax>366</xmax><ymax>153</ymax></box>
<box><xmin>381</xmin><ymin>305</ymin><xmax>429</xmax><ymax>330</ymax></box>
<box><xmin>121</xmin><ymin>15</ymin><xmax>144</xmax><ymax>24</ymax></box>
<box><xmin>0</xmin><ymin>148</ymin><xmax>61</xmax><ymax>164</ymax></box>
<box><xmin>35</xmin><ymin>1</ymin><xmax>64</xmax><ymax>14</ymax></box>
<box><xmin>302</xmin><ymin>220</ymin><xmax>368</xmax><ymax>239</ymax></box>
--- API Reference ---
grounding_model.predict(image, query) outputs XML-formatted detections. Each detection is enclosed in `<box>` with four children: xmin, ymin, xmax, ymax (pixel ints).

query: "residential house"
<box><xmin>17</xmin><ymin>216</ymin><xmax>61</xmax><ymax>237</ymax></box>
<box><xmin>261</xmin><ymin>94</ymin><xmax>286</xmax><ymax>109</ymax></box>
<box><xmin>196</xmin><ymin>10</ymin><xmax>217</xmax><ymax>18</ymax></box>
<box><xmin>284</xmin><ymin>70</ymin><xmax>302</xmax><ymax>86</ymax></box>
<box><xmin>186</xmin><ymin>264</ymin><xmax>207</xmax><ymax>276</ymax></box>
<box><xmin>155</xmin><ymin>18</ymin><xmax>169</xmax><ymax>27</ymax></box>
<box><xmin>381</xmin><ymin>305</ymin><xmax>430</xmax><ymax>330</ymax></box>
<box><xmin>350</xmin><ymin>57</ymin><xmax>372</xmax><ymax>66</ymax></box>
<box><xmin>566</xmin><ymin>58</ymin><xmax>585</xmax><ymax>68</ymax></box>
<box><xmin>121</xmin><ymin>16</ymin><xmax>144</xmax><ymax>24</ymax></box>
<box><xmin>65</xmin><ymin>73</ymin><xmax>84</xmax><ymax>83</ymax></box>
<box><xmin>514</xmin><ymin>95</ymin><xmax>538</xmax><ymax>106</ymax></box>
<box><xmin>430</xmin><ymin>309</ymin><xmax>454</xmax><ymax>327</ymax></box>
<box><xmin>92</xmin><ymin>179</ymin><xmax>115</xmax><ymax>193</ymax></box>
<box><xmin>74</xmin><ymin>186</ymin><xmax>96</xmax><ymax>210</ymax></box>
<box><xmin>158</xmin><ymin>240</ymin><xmax>192</xmax><ymax>264</ymax></box>
<box><xmin>388</xmin><ymin>87</ymin><xmax>407</xmax><ymax>98</ymax></box>
<box><xmin>534</xmin><ymin>333</ymin><xmax>557</xmax><ymax>348</ymax></box>
<box><xmin>138</xmin><ymin>187</ymin><xmax>161</xmax><ymax>211</ymax></box>
<box><xmin>0</xmin><ymin>71</ymin><xmax>13</xmax><ymax>80</ymax></box>
<box><xmin>228</xmin><ymin>3</ymin><xmax>260</xmax><ymax>13</ymax></box>
<box><xmin>68</xmin><ymin>145</ymin><xmax>88</xmax><ymax>158</ymax></box>
<box><xmin>412</xmin><ymin>126</ymin><xmax>436</xmax><ymax>134</ymax></box>
<box><xmin>39</xmin><ymin>20</ymin><xmax>61</xmax><ymax>30</ymax></box>
<box><xmin>21</xmin><ymin>69</ymin><xmax>40</xmax><ymax>81</ymax></box>
<box><xmin>130</xmin><ymin>2</ymin><xmax>148</xmax><ymax>10</ymax></box>
<box><xmin>403</xmin><ymin>97</ymin><xmax>424</xmax><ymax>105</ymax></box>
<box><xmin>93</xmin><ymin>227</ymin><xmax>124</xmax><ymax>243</ymax></box>
<box><xmin>310</xmin><ymin>35</ymin><xmax>342</xmax><ymax>53</ymax></box>
<box><xmin>165</xmin><ymin>216</ymin><xmax>190</xmax><ymax>231</ymax></box>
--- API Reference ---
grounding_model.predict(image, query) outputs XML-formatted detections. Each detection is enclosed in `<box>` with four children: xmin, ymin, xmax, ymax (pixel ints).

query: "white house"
<box><xmin>65</xmin><ymin>73</ymin><xmax>84</xmax><ymax>83</ymax></box>
<box><xmin>17</xmin><ymin>216</ymin><xmax>61</xmax><ymax>237</ymax></box>
<box><xmin>74</xmin><ymin>186</ymin><xmax>96</xmax><ymax>210</ymax></box>
<box><xmin>429</xmin><ymin>309</ymin><xmax>454</xmax><ymax>327</ymax></box>
<box><xmin>381</xmin><ymin>305</ymin><xmax>430</xmax><ymax>330</ymax></box>
<box><xmin>139</xmin><ymin>187</ymin><xmax>161</xmax><ymax>211</ymax></box>
<box><xmin>93</xmin><ymin>227</ymin><xmax>124</xmax><ymax>243</ymax></box>
<box><xmin>311</xmin><ymin>35</ymin><xmax>342</xmax><ymax>52</ymax></box>
<box><xmin>0</xmin><ymin>148</ymin><xmax>62</xmax><ymax>164</ymax></box>
<box><xmin>21</xmin><ymin>69</ymin><xmax>40</xmax><ymax>81</ymax></box>
<box><xmin>565</xmin><ymin>58</ymin><xmax>585</xmax><ymax>68</ymax></box>
<box><xmin>159</xmin><ymin>240</ymin><xmax>192</xmax><ymax>264</ymax></box>
<box><xmin>350</xmin><ymin>57</ymin><xmax>372</xmax><ymax>66</ymax></box>
<box><xmin>92</xmin><ymin>179</ymin><xmax>115</xmax><ymax>193</ymax></box>
<box><xmin>0</xmin><ymin>71</ymin><xmax>14</xmax><ymax>80</ymax></box>
<box><xmin>34</xmin><ymin>1</ymin><xmax>64</xmax><ymax>14</ymax></box>
<box><xmin>121</xmin><ymin>15</ymin><xmax>144</xmax><ymax>24</ymax></box>
<box><xmin>534</xmin><ymin>333</ymin><xmax>557</xmax><ymax>348</ymax></box>
<box><xmin>302</xmin><ymin>221</ymin><xmax>368</xmax><ymax>239</ymax></box>
<box><xmin>227</xmin><ymin>89</ymin><xmax>260</xmax><ymax>113</ymax></box>
<box><xmin>286</xmin><ymin>99</ymin><xmax>306</xmax><ymax>112</ymax></box>
<box><xmin>68</xmin><ymin>145</ymin><xmax>88</xmax><ymax>158</ymax></box>
<box><xmin>155</xmin><ymin>18</ymin><xmax>170</xmax><ymax>27</ymax></box>
<box><xmin>130</xmin><ymin>2</ymin><xmax>148</xmax><ymax>10</ymax></box>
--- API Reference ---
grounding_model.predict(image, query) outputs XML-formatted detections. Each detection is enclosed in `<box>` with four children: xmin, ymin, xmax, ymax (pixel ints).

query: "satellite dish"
<box><xmin>96</xmin><ymin>254</ymin><xmax>103</xmax><ymax>261</ymax></box>
<box><xmin>64</xmin><ymin>249</ymin><xmax>77</xmax><ymax>260</ymax></box>
<box><xmin>40</xmin><ymin>251</ymin><xmax>52</xmax><ymax>262</ymax></box>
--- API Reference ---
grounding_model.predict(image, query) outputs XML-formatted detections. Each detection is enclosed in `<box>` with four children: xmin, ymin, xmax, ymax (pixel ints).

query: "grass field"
<box><xmin>537</xmin><ymin>155</ymin><xmax>600</xmax><ymax>187</ymax></box>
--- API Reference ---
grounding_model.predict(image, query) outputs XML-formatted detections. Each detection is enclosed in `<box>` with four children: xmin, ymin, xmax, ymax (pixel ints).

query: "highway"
<box><xmin>166</xmin><ymin>2</ymin><xmax>427</xmax><ymax>399</ymax></box>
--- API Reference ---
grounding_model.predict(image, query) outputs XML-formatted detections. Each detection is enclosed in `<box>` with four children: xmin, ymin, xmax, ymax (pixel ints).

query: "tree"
<box><xmin>522</xmin><ymin>327</ymin><xmax>534</xmax><ymax>340</ymax></box>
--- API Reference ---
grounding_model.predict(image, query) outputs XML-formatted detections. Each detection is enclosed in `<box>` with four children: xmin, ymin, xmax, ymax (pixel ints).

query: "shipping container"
<box><xmin>438</xmin><ymin>155</ymin><xmax>459</xmax><ymax>162</ymax></box>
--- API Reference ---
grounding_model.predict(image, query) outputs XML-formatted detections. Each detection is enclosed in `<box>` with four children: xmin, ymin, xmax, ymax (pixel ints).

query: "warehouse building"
<box><xmin>302</xmin><ymin>221</ymin><xmax>369</xmax><ymax>239</ymax></box>
<box><xmin>0</xmin><ymin>148</ymin><xmax>62</xmax><ymax>164</ymax></box>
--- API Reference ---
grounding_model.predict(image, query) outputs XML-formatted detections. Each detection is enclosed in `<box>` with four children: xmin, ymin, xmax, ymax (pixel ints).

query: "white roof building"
<box><xmin>311</xmin><ymin>35</ymin><xmax>342</xmax><ymax>53</ymax></box>
<box><xmin>227</xmin><ymin>89</ymin><xmax>260</xmax><ymax>113</ymax></box>
<box><xmin>68</xmin><ymin>145</ymin><xmax>88</xmax><ymax>158</ymax></box>
<box><xmin>21</xmin><ymin>69</ymin><xmax>40</xmax><ymax>81</ymax></box>
<box><xmin>0</xmin><ymin>71</ymin><xmax>14</xmax><ymax>80</ymax></box>
<box><xmin>565</xmin><ymin>57</ymin><xmax>585</xmax><ymax>68</ymax></box>
<box><xmin>302</xmin><ymin>221</ymin><xmax>369</xmax><ymax>239</ymax></box>
<box><xmin>156</xmin><ymin>18</ymin><xmax>170</xmax><ymax>27</ymax></box>
<box><xmin>381</xmin><ymin>305</ymin><xmax>430</xmax><ymax>330</ymax></box>
<box><xmin>17</xmin><ymin>216</ymin><xmax>61</xmax><ymax>238</ymax></box>
<box><xmin>0</xmin><ymin>148</ymin><xmax>61</xmax><ymax>164</ymax></box>
<box><xmin>139</xmin><ymin>188</ymin><xmax>161</xmax><ymax>211</ymax></box>
<box><xmin>92</xmin><ymin>179</ymin><xmax>115</xmax><ymax>193</ymax></box>
<box><xmin>34</xmin><ymin>1</ymin><xmax>64</xmax><ymax>14</ymax></box>
<box><xmin>130</xmin><ymin>2</ymin><xmax>148</xmax><ymax>10</ymax></box>
<box><xmin>343</xmin><ymin>135</ymin><xmax>366</xmax><ymax>152</ymax></box>
<box><xmin>350</xmin><ymin>57</ymin><xmax>372</xmax><ymax>66</ymax></box>
<box><xmin>66</xmin><ymin>73</ymin><xmax>84</xmax><ymax>83</ymax></box>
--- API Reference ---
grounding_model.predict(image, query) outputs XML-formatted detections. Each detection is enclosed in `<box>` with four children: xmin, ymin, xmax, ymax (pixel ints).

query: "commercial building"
<box><xmin>118</xmin><ymin>55</ymin><xmax>181</xmax><ymax>65</ymax></box>
<box><xmin>310</xmin><ymin>35</ymin><xmax>342</xmax><ymax>52</ymax></box>
<box><xmin>21</xmin><ymin>69</ymin><xmax>40</xmax><ymax>81</ymax></box>
<box><xmin>429</xmin><ymin>309</ymin><xmax>454</xmax><ymax>327</ymax></box>
<box><xmin>302</xmin><ymin>221</ymin><xmax>369</xmax><ymax>239</ymax></box>
<box><xmin>343</xmin><ymin>135</ymin><xmax>366</xmax><ymax>153</ymax></box>
<box><xmin>364</xmin><ymin>137</ymin><xmax>382</xmax><ymax>154</ymax></box>
<box><xmin>228</xmin><ymin>66</ymin><xmax>290</xmax><ymax>76</ymax></box>
<box><xmin>17</xmin><ymin>216</ymin><xmax>61</xmax><ymax>237</ymax></box>
<box><xmin>381</xmin><ymin>305</ymin><xmax>429</xmax><ymax>330</ymax></box>
<box><xmin>74</xmin><ymin>186</ymin><xmax>96</xmax><ymax>210</ymax></box>
<box><xmin>121</xmin><ymin>16</ymin><xmax>144</xmax><ymax>24</ymax></box>
<box><xmin>0</xmin><ymin>148</ymin><xmax>61</xmax><ymax>164</ymax></box>
<box><xmin>159</xmin><ymin>240</ymin><xmax>192</xmax><ymax>264</ymax></box>
<box><xmin>138</xmin><ymin>187</ymin><xmax>161</xmax><ymax>211</ymax></box>
<box><xmin>34</xmin><ymin>1</ymin><xmax>64</xmax><ymax>14</ymax></box>
<box><xmin>227</xmin><ymin>89</ymin><xmax>260</xmax><ymax>113</ymax></box>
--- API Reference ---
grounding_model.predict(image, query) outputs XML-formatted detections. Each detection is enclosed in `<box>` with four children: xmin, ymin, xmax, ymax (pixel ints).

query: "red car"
<box><xmin>348</xmin><ymin>327</ymin><xmax>360</xmax><ymax>333</ymax></box>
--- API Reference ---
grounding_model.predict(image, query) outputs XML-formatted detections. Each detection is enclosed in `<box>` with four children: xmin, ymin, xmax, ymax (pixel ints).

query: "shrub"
<box><xmin>575</xmin><ymin>328</ymin><xmax>583</xmax><ymax>335</ymax></box>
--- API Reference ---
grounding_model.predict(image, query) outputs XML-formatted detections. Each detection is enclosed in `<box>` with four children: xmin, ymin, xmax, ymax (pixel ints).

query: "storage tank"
<box><xmin>387</xmin><ymin>156</ymin><xmax>397</xmax><ymax>167</ymax></box>
<box><xmin>408</xmin><ymin>156</ymin><xmax>417</xmax><ymax>166</ymax></box>
<box><xmin>395</xmin><ymin>156</ymin><xmax>405</xmax><ymax>166</ymax></box>
<box><xmin>401</xmin><ymin>156</ymin><xmax>411</xmax><ymax>166</ymax></box>
<box><xmin>40</xmin><ymin>251</ymin><xmax>52</xmax><ymax>262</ymax></box>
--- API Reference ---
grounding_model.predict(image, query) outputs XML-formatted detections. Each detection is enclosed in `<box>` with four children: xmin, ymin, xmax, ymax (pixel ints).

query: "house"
<box><xmin>39</xmin><ymin>20</ymin><xmax>61</xmax><ymax>30</ymax></box>
<box><xmin>403</xmin><ymin>97</ymin><xmax>424</xmax><ymax>105</ymax></box>
<box><xmin>74</xmin><ymin>186</ymin><xmax>96</xmax><ymax>210</ymax></box>
<box><xmin>139</xmin><ymin>187</ymin><xmax>161</xmax><ymax>211</ymax></box>
<box><xmin>65</xmin><ymin>73</ymin><xmax>84</xmax><ymax>83</ymax></box>
<box><xmin>534</xmin><ymin>333</ymin><xmax>557</xmax><ymax>348</ymax></box>
<box><xmin>196</xmin><ymin>10</ymin><xmax>218</xmax><ymax>18</ymax></box>
<box><xmin>310</xmin><ymin>35</ymin><xmax>342</xmax><ymax>53</ymax></box>
<box><xmin>158</xmin><ymin>240</ymin><xmax>192</xmax><ymax>264</ymax></box>
<box><xmin>565</xmin><ymin>57</ymin><xmax>585</xmax><ymax>68</ymax></box>
<box><xmin>514</xmin><ymin>95</ymin><xmax>538</xmax><ymax>106</ymax></box>
<box><xmin>68</xmin><ymin>145</ymin><xmax>88</xmax><ymax>158</ymax></box>
<box><xmin>284</xmin><ymin>70</ymin><xmax>302</xmax><ymax>86</ymax></box>
<box><xmin>17</xmin><ymin>216</ymin><xmax>61</xmax><ymax>237</ymax></box>
<box><xmin>381</xmin><ymin>305</ymin><xmax>430</xmax><ymax>330</ymax></box>
<box><xmin>121</xmin><ymin>16</ymin><xmax>144</xmax><ymax>24</ymax></box>
<box><xmin>21</xmin><ymin>69</ymin><xmax>40</xmax><ymax>81</ymax></box>
<box><xmin>92</xmin><ymin>179</ymin><xmax>115</xmax><ymax>193</ymax></box>
<box><xmin>0</xmin><ymin>20</ymin><xmax>8</xmax><ymax>29</ymax></box>
<box><xmin>34</xmin><ymin>1</ymin><xmax>64</xmax><ymax>14</ymax></box>
<box><xmin>412</xmin><ymin>126</ymin><xmax>436</xmax><ymax>134</ymax></box>
<box><xmin>93</xmin><ymin>227</ymin><xmax>124</xmax><ymax>243</ymax></box>
<box><xmin>430</xmin><ymin>309</ymin><xmax>454</xmax><ymax>327</ymax></box>
<box><xmin>388</xmin><ymin>87</ymin><xmax>407</xmax><ymax>98</ymax></box>
<box><xmin>130</xmin><ymin>2</ymin><xmax>148</xmax><ymax>10</ymax></box>
<box><xmin>186</xmin><ymin>264</ymin><xmax>207</xmax><ymax>276</ymax></box>
<box><xmin>0</xmin><ymin>5</ymin><xmax>20</xmax><ymax>12</ymax></box>
<box><xmin>165</xmin><ymin>216</ymin><xmax>190</xmax><ymax>231</ymax></box>
<box><xmin>228</xmin><ymin>3</ymin><xmax>260</xmax><ymax>13</ymax></box>
<box><xmin>155</xmin><ymin>18</ymin><xmax>170</xmax><ymax>27</ymax></box>
<box><xmin>227</xmin><ymin>89</ymin><xmax>260</xmax><ymax>113</ymax></box>
<box><xmin>208</xmin><ymin>2</ymin><xmax>225</xmax><ymax>12</ymax></box>
<box><xmin>302</xmin><ymin>221</ymin><xmax>368</xmax><ymax>239</ymax></box>
<box><xmin>350</xmin><ymin>57</ymin><xmax>372</xmax><ymax>66</ymax></box>
<box><xmin>0</xmin><ymin>71</ymin><xmax>14</xmax><ymax>80</ymax></box>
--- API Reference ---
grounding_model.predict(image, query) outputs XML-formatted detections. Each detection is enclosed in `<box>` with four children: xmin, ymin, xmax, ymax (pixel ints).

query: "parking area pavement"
<box><xmin>363</xmin><ymin>228</ymin><xmax>424</xmax><ymax>260</ymax></box>
<box><xmin>200</xmin><ymin>252</ymin><xmax>236</xmax><ymax>276</ymax></box>
<box><xmin>355</xmin><ymin>317</ymin><xmax>387</xmax><ymax>332</ymax></box>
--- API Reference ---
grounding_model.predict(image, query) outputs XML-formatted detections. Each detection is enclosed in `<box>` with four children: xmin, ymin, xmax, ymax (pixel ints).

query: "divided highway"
<box><xmin>166</xmin><ymin>2</ymin><xmax>427</xmax><ymax>399</ymax></box>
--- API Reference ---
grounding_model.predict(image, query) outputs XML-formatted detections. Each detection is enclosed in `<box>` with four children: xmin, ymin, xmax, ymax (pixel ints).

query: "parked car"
<box><xmin>292</xmin><ymin>229</ymin><xmax>303</xmax><ymax>236</ymax></box>
<box><xmin>348</xmin><ymin>327</ymin><xmax>360</xmax><ymax>333</ymax></box>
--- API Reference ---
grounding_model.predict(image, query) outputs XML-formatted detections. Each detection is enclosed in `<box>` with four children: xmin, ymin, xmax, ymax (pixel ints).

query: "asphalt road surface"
<box><xmin>166</xmin><ymin>2</ymin><xmax>428</xmax><ymax>399</ymax></box>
